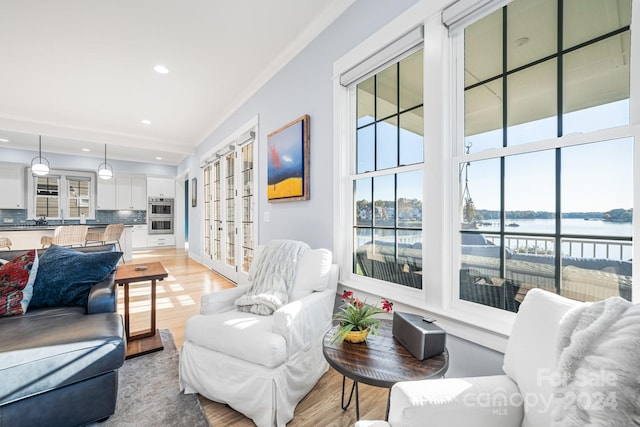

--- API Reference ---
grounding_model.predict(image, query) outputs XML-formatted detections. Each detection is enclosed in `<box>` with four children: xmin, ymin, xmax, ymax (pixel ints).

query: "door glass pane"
<box><xmin>376</xmin><ymin>117</ymin><xmax>398</xmax><ymax>170</ymax></box>
<box><xmin>399</xmin><ymin>107</ymin><xmax>423</xmax><ymax>166</ymax></box>
<box><xmin>204</xmin><ymin>166</ymin><xmax>211</xmax><ymax>257</ymax></box>
<box><xmin>376</xmin><ymin>65</ymin><xmax>398</xmax><ymax>120</ymax></box>
<box><xmin>563</xmin><ymin>34</ymin><xmax>630</xmax><ymax>134</ymax></box>
<box><xmin>241</xmin><ymin>143</ymin><xmax>254</xmax><ymax>273</ymax></box>
<box><xmin>213</xmin><ymin>161</ymin><xmax>221</xmax><ymax>261</ymax></box>
<box><xmin>225</xmin><ymin>153</ymin><xmax>235</xmax><ymax>266</ymax></box>
<box><xmin>507</xmin><ymin>60</ymin><xmax>557</xmax><ymax>145</ymax></box>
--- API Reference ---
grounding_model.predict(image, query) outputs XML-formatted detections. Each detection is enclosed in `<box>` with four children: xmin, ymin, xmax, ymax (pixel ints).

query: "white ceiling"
<box><xmin>0</xmin><ymin>0</ymin><xmax>354</xmax><ymax>166</ymax></box>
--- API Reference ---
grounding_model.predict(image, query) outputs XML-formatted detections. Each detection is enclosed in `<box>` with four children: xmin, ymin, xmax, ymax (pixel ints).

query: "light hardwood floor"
<box><xmin>121</xmin><ymin>248</ymin><xmax>388</xmax><ymax>427</ymax></box>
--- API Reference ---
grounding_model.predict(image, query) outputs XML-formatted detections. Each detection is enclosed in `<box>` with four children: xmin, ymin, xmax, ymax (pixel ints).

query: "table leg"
<box><xmin>355</xmin><ymin>379</ymin><xmax>360</xmax><ymax>420</ymax></box>
<box><xmin>341</xmin><ymin>376</ymin><xmax>360</xmax><ymax>420</ymax></box>
<box><xmin>150</xmin><ymin>279</ymin><xmax>157</xmax><ymax>333</ymax></box>
<box><xmin>385</xmin><ymin>389</ymin><xmax>391</xmax><ymax>421</ymax></box>
<box><xmin>123</xmin><ymin>283</ymin><xmax>130</xmax><ymax>340</ymax></box>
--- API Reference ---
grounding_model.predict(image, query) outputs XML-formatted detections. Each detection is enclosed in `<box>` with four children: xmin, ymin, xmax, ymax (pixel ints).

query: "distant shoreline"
<box><xmin>475</xmin><ymin>209</ymin><xmax>632</xmax><ymax>223</ymax></box>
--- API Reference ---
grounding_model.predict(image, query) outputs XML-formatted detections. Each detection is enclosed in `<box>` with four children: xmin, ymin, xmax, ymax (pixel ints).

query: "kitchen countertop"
<box><xmin>0</xmin><ymin>224</ymin><xmax>141</xmax><ymax>231</ymax></box>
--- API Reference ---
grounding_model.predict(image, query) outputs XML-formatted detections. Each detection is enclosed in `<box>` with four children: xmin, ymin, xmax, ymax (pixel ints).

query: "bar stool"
<box><xmin>40</xmin><ymin>225</ymin><xmax>88</xmax><ymax>248</ymax></box>
<box><xmin>86</xmin><ymin>223</ymin><xmax>125</xmax><ymax>253</ymax></box>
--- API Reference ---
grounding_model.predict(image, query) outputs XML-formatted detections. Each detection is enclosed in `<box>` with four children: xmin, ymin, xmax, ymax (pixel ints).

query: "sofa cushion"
<box><xmin>503</xmin><ymin>289</ymin><xmax>580</xmax><ymax>427</ymax></box>
<box><xmin>185</xmin><ymin>310</ymin><xmax>286</xmax><ymax>368</ymax></box>
<box><xmin>0</xmin><ymin>249</ymin><xmax>38</xmax><ymax>317</ymax></box>
<box><xmin>289</xmin><ymin>248</ymin><xmax>333</xmax><ymax>301</ymax></box>
<box><xmin>30</xmin><ymin>245</ymin><xmax>122</xmax><ymax>309</ymax></box>
<box><xmin>0</xmin><ymin>307</ymin><xmax>125</xmax><ymax>405</ymax></box>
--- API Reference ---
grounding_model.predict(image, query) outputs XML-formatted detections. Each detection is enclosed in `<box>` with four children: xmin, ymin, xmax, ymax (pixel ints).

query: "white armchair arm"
<box><xmin>272</xmin><ymin>288</ymin><xmax>335</xmax><ymax>357</ymax></box>
<box><xmin>200</xmin><ymin>285</ymin><xmax>249</xmax><ymax>315</ymax></box>
<box><xmin>355</xmin><ymin>375</ymin><xmax>522</xmax><ymax>427</ymax></box>
<box><xmin>354</xmin><ymin>422</ymin><xmax>391</xmax><ymax>427</ymax></box>
<box><xmin>376</xmin><ymin>375</ymin><xmax>523</xmax><ymax>427</ymax></box>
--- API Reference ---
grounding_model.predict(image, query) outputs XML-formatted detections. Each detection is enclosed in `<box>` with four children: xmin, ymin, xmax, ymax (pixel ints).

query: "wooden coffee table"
<box><xmin>115</xmin><ymin>262</ymin><xmax>168</xmax><ymax>359</ymax></box>
<box><xmin>323</xmin><ymin>319</ymin><xmax>448</xmax><ymax>420</ymax></box>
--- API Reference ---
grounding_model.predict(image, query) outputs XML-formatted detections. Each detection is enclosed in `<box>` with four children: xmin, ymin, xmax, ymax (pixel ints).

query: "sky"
<box><xmin>354</xmin><ymin>100</ymin><xmax>633</xmax><ymax>214</ymax></box>
<box><xmin>464</xmin><ymin>100</ymin><xmax>633</xmax><ymax>213</ymax></box>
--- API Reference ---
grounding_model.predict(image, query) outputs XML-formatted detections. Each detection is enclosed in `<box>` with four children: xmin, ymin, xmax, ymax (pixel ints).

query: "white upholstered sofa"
<box><xmin>179</xmin><ymin>241</ymin><xmax>339</xmax><ymax>427</ymax></box>
<box><xmin>356</xmin><ymin>288</ymin><xmax>640</xmax><ymax>427</ymax></box>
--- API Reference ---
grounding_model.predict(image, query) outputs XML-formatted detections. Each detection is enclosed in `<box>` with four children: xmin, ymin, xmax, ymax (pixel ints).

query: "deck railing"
<box><xmin>483</xmin><ymin>235</ymin><xmax>632</xmax><ymax>261</ymax></box>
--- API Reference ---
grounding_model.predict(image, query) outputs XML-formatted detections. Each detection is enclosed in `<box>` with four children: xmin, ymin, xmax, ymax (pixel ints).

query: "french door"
<box><xmin>203</xmin><ymin>139</ymin><xmax>254</xmax><ymax>284</ymax></box>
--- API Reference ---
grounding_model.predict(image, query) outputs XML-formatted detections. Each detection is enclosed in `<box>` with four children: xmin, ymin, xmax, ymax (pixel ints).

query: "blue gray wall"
<box><xmin>182</xmin><ymin>0</ymin><xmax>507</xmax><ymax>373</ymax></box>
<box><xmin>182</xmin><ymin>0</ymin><xmax>421</xmax><ymax>256</ymax></box>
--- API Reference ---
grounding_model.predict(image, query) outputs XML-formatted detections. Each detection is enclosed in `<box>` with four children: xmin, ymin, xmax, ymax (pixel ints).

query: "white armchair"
<box><xmin>179</xmin><ymin>241</ymin><xmax>338</xmax><ymax>427</ymax></box>
<box><xmin>356</xmin><ymin>289</ymin><xmax>584</xmax><ymax>427</ymax></box>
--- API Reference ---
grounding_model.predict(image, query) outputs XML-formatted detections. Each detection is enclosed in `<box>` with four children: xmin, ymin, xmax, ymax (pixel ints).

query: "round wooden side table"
<box><xmin>322</xmin><ymin>319</ymin><xmax>449</xmax><ymax>421</ymax></box>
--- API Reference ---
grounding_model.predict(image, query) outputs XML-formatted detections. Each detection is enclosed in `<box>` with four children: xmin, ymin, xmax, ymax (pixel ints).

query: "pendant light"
<box><xmin>31</xmin><ymin>135</ymin><xmax>50</xmax><ymax>176</ymax></box>
<box><xmin>98</xmin><ymin>144</ymin><xmax>114</xmax><ymax>180</ymax></box>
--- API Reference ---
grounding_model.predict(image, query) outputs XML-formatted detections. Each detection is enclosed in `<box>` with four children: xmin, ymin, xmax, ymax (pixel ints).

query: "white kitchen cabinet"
<box><xmin>115</xmin><ymin>175</ymin><xmax>147</xmax><ymax>210</ymax></box>
<box><xmin>147</xmin><ymin>177</ymin><xmax>175</xmax><ymax>198</ymax></box>
<box><xmin>131</xmin><ymin>224</ymin><xmax>148</xmax><ymax>248</ymax></box>
<box><xmin>147</xmin><ymin>234</ymin><xmax>175</xmax><ymax>247</ymax></box>
<box><xmin>0</xmin><ymin>165</ymin><xmax>25</xmax><ymax>209</ymax></box>
<box><xmin>96</xmin><ymin>178</ymin><xmax>116</xmax><ymax>210</ymax></box>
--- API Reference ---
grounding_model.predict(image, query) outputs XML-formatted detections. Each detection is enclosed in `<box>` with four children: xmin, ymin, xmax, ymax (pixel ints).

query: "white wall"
<box><xmin>182</xmin><ymin>0</ymin><xmax>421</xmax><ymax>256</ymax></box>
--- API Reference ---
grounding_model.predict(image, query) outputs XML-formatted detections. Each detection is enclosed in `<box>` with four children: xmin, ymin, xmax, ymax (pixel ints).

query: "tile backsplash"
<box><xmin>0</xmin><ymin>209</ymin><xmax>146</xmax><ymax>225</ymax></box>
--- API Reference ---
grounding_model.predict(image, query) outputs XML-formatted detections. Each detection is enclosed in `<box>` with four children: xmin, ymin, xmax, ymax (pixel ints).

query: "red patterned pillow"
<box><xmin>0</xmin><ymin>250</ymin><xmax>37</xmax><ymax>317</ymax></box>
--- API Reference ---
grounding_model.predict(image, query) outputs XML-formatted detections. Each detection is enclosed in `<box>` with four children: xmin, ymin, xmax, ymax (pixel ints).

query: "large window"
<box><xmin>459</xmin><ymin>0</ymin><xmax>633</xmax><ymax>311</ymax></box>
<box><xmin>352</xmin><ymin>49</ymin><xmax>424</xmax><ymax>289</ymax></box>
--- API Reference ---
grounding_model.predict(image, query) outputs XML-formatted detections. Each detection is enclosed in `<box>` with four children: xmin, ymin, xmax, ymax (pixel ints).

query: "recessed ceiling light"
<box><xmin>0</xmin><ymin>138</ymin><xmax>8</xmax><ymax>142</ymax></box>
<box><xmin>141</xmin><ymin>119</ymin><xmax>152</xmax><ymax>125</ymax></box>
<box><xmin>155</xmin><ymin>156</ymin><xmax>163</xmax><ymax>160</ymax></box>
<box><xmin>154</xmin><ymin>64</ymin><xmax>169</xmax><ymax>74</ymax></box>
<box><xmin>81</xmin><ymin>148</ymin><xmax>90</xmax><ymax>152</ymax></box>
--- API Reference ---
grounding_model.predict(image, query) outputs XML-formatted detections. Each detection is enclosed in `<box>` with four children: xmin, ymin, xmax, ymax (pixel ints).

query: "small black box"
<box><xmin>392</xmin><ymin>311</ymin><xmax>446</xmax><ymax>360</ymax></box>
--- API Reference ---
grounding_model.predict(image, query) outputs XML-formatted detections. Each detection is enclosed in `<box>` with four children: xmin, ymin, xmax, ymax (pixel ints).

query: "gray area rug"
<box><xmin>93</xmin><ymin>329</ymin><xmax>209</xmax><ymax>427</ymax></box>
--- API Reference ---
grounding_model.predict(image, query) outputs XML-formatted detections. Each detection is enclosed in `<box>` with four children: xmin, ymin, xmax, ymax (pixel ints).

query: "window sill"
<box><xmin>338</xmin><ymin>276</ymin><xmax>514</xmax><ymax>353</ymax></box>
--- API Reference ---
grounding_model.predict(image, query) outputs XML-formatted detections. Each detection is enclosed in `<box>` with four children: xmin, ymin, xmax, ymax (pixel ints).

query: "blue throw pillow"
<box><xmin>30</xmin><ymin>245</ymin><xmax>122</xmax><ymax>308</ymax></box>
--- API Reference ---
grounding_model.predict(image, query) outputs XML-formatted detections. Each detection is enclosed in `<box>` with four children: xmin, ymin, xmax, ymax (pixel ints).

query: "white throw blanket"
<box><xmin>552</xmin><ymin>296</ymin><xmax>640</xmax><ymax>426</ymax></box>
<box><xmin>235</xmin><ymin>240</ymin><xmax>309</xmax><ymax>315</ymax></box>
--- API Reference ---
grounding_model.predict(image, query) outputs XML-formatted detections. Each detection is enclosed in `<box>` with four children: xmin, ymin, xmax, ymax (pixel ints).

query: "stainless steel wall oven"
<box><xmin>148</xmin><ymin>197</ymin><xmax>174</xmax><ymax>234</ymax></box>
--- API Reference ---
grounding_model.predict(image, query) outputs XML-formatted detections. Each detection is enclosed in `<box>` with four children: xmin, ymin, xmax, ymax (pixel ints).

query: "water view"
<box><xmin>476</xmin><ymin>217</ymin><xmax>632</xmax><ymax>237</ymax></box>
